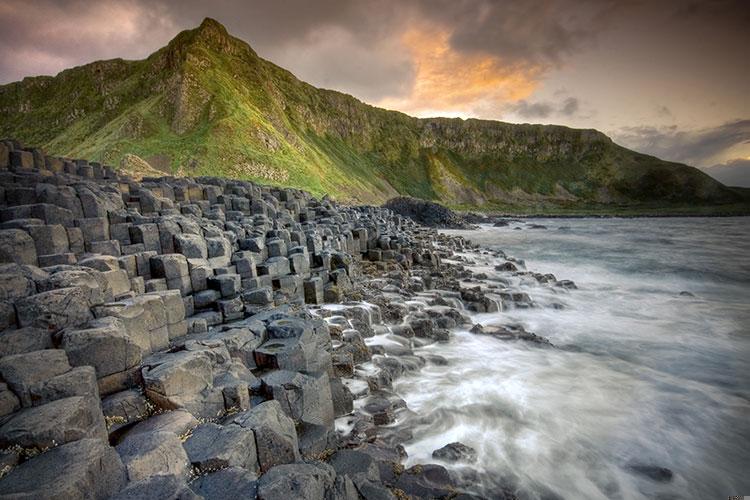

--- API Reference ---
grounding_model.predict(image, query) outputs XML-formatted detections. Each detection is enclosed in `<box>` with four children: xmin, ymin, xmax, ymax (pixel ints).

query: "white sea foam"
<box><xmin>392</xmin><ymin>217</ymin><xmax>750</xmax><ymax>499</ymax></box>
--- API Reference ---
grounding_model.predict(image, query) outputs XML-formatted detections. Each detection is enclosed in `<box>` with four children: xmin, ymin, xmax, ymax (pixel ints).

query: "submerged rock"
<box><xmin>626</xmin><ymin>464</ymin><xmax>674</xmax><ymax>482</ymax></box>
<box><xmin>470</xmin><ymin>323</ymin><xmax>553</xmax><ymax>347</ymax></box>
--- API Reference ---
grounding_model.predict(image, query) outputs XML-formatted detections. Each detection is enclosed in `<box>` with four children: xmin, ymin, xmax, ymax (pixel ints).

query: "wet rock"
<box><xmin>495</xmin><ymin>262</ymin><xmax>518</xmax><ymax>272</ymax></box>
<box><xmin>394</xmin><ymin>463</ymin><xmax>456</xmax><ymax>499</ymax></box>
<box><xmin>470</xmin><ymin>323</ymin><xmax>553</xmax><ymax>346</ymax></box>
<box><xmin>626</xmin><ymin>464</ymin><xmax>674</xmax><ymax>482</ymax></box>
<box><xmin>330</xmin><ymin>377</ymin><xmax>354</xmax><ymax>417</ymax></box>
<box><xmin>555</xmin><ymin>279</ymin><xmax>577</xmax><ymax>290</ymax></box>
<box><xmin>432</xmin><ymin>442</ymin><xmax>478</xmax><ymax>463</ymax></box>
<box><xmin>329</xmin><ymin>449</ymin><xmax>380</xmax><ymax>482</ymax></box>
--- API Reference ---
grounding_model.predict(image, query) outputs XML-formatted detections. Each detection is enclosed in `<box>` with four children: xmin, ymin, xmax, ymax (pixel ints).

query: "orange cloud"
<box><xmin>376</xmin><ymin>25</ymin><xmax>542</xmax><ymax>118</ymax></box>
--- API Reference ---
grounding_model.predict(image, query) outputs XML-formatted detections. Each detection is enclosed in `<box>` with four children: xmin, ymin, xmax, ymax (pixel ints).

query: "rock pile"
<box><xmin>0</xmin><ymin>141</ymin><xmax>575</xmax><ymax>499</ymax></box>
<box><xmin>382</xmin><ymin>196</ymin><xmax>475</xmax><ymax>229</ymax></box>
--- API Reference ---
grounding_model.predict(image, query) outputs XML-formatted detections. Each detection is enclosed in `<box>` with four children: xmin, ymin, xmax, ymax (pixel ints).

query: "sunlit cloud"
<box><xmin>375</xmin><ymin>24</ymin><xmax>542</xmax><ymax>118</ymax></box>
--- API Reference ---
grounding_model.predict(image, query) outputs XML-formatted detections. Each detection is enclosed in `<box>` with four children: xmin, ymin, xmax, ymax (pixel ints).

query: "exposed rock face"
<box><xmin>0</xmin><ymin>140</ymin><xmax>568</xmax><ymax>498</ymax></box>
<box><xmin>383</xmin><ymin>196</ymin><xmax>474</xmax><ymax>229</ymax></box>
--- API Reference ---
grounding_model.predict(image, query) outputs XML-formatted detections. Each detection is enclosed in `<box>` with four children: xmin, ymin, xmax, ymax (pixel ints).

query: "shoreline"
<box><xmin>0</xmin><ymin>140</ymin><xmax>555</xmax><ymax>499</ymax></box>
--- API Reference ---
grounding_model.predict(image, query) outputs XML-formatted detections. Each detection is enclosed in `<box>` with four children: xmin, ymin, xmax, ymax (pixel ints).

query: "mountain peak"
<box><xmin>197</xmin><ymin>17</ymin><xmax>229</xmax><ymax>37</ymax></box>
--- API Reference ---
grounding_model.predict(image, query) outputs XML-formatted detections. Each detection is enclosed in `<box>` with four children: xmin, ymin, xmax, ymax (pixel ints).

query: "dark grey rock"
<box><xmin>0</xmin><ymin>438</ymin><xmax>127</xmax><ymax>500</ymax></box>
<box><xmin>191</xmin><ymin>466</ymin><xmax>258</xmax><ymax>500</ymax></box>
<box><xmin>183</xmin><ymin>422</ymin><xmax>259</xmax><ymax>474</ymax></box>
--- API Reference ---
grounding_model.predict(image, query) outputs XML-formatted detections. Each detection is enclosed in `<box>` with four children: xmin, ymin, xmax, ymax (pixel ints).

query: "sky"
<box><xmin>1</xmin><ymin>0</ymin><xmax>749</xmax><ymax>185</ymax></box>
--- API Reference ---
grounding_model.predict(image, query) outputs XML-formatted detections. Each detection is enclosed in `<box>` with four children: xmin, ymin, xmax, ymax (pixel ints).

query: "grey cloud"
<box><xmin>0</xmin><ymin>0</ymin><xmax>176</xmax><ymax>83</ymax></box>
<box><xmin>0</xmin><ymin>0</ymin><xmax>621</xmax><ymax>90</ymax></box>
<box><xmin>506</xmin><ymin>96</ymin><xmax>582</xmax><ymax>119</ymax></box>
<box><xmin>437</xmin><ymin>0</ymin><xmax>622</xmax><ymax>67</ymax></box>
<box><xmin>656</xmin><ymin>105</ymin><xmax>673</xmax><ymax>117</ymax></box>
<box><xmin>612</xmin><ymin>120</ymin><xmax>750</xmax><ymax>166</ymax></box>
<box><xmin>509</xmin><ymin>101</ymin><xmax>554</xmax><ymax>119</ymax></box>
<box><xmin>560</xmin><ymin>98</ymin><xmax>579</xmax><ymax>116</ymax></box>
<box><xmin>700</xmin><ymin>158</ymin><xmax>750</xmax><ymax>188</ymax></box>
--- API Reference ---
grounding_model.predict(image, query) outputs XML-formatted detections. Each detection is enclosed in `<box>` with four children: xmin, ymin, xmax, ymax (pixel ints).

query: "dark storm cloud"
<box><xmin>0</xmin><ymin>0</ymin><xmax>620</xmax><ymax>86</ymax></box>
<box><xmin>613</xmin><ymin>120</ymin><xmax>750</xmax><ymax>166</ymax></box>
<box><xmin>0</xmin><ymin>0</ymin><xmax>747</xmax><ymax>160</ymax></box>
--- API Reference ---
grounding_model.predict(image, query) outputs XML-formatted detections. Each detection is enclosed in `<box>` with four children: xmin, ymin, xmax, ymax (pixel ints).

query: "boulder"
<box><xmin>175</xmin><ymin>234</ymin><xmax>208</xmax><ymax>259</ymax></box>
<box><xmin>37</xmin><ymin>268</ymin><xmax>110</xmax><ymax>306</ymax></box>
<box><xmin>261</xmin><ymin>370</ymin><xmax>335</xmax><ymax>428</ymax></box>
<box><xmin>0</xmin><ymin>269</ymin><xmax>35</xmax><ymax>301</ymax></box>
<box><xmin>226</xmin><ymin>400</ymin><xmax>300</xmax><ymax>472</ymax></box>
<box><xmin>183</xmin><ymin>422</ymin><xmax>259</xmax><ymax>474</ymax></box>
<box><xmin>15</xmin><ymin>287</ymin><xmax>93</xmax><ymax>331</ymax></box>
<box><xmin>101</xmin><ymin>389</ymin><xmax>150</xmax><ymax>434</ymax></box>
<box><xmin>150</xmin><ymin>254</ymin><xmax>189</xmax><ymax>280</ymax></box>
<box><xmin>394</xmin><ymin>464</ymin><xmax>455</xmax><ymax>499</ymax></box>
<box><xmin>111</xmin><ymin>475</ymin><xmax>201</xmax><ymax>500</ymax></box>
<box><xmin>28</xmin><ymin>366</ymin><xmax>99</xmax><ymax>407</ymax></box>
<box><xmin>329</xmin><ymin>449</ymin><xmax>380</xmax><ymax>482</ymax></box>
<box><xmin>190</xmin><ymin>466</ymin><xmax>258</xmax><ymax>500</ymax></box>
<box><xmin>26</xmin><ymin>224</ymin><xmax>69</xmax><ymax>258</ymax></box>
<box><xmin>0</xmin><ymin>438</ymin><xmax>127</xmax><ymax>500</ymax></box>
<box><xmin>0</xmin><ymin>349</ymin><xmax>71</xmax><ymax>407</ymax></box>
<box><xmin>0</xmin><ymin>383</ymin><xmax>20</xmax><ymax>417</ymax></box>
<box><xmin>128</xmin><ymin>409</ymin><xmax>197</xmax><ymax>438</ymax></box>
<box><xmin>92</xmin><ymin>299</ymin><xmax>151</xmax><ymax>355</ymax></box>
<box><xmin>142</xmin><ymin>350</ymin><xmax>223</xmax><ymax>418</ymax></box>
<box><xmin>116</xmin><ymin>430</ymin><xmax>190</xmax><ymax>481</ymax></box>
<box><xmin>62</xmin><ymin>316</ymin><xmax>142</xmax><ymax>379</ymax></box>
<box><xmin>257</xmin><ymin>462</ymin><xmax>335</xmax><ymax>500</ymax></box>
<box><xmin>0</xmin><ymin>395</ymin><xmax>107</xmax><ymax>449</ymax></box>
<box><xmin>207</xmin><ymin>326</ymin><xmax>264</xmax><ymax>369</ymax></box>
<box><xmin>432</xmin><ymin>442</ymin><xmax>478</xmax><ymax>463</ymax></box>
<box><xmin>208</xmin><ymin>274</ymin><xmax>241</xmax><ymax>298</ymax></box>
<box><xmin>0</xmin><ymin>326</ymin><xmax>53</xmax><ymax>358</ymax></box>
<box><xmin>0</xmin><ymin>229</ymin><xmax>37</xmax><ymax>266</ymax></box>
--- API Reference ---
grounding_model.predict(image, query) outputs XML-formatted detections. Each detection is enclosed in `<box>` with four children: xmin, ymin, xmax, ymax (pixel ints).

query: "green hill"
<box><xmin>0</xmin><ymin>18</ymin><xmax>745</xmax><ymax>213</ymax></box>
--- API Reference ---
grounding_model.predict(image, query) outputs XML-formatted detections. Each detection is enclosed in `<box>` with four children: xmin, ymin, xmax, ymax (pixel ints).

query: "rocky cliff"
<box><xmin>0</xmin><ymin>18</ymin><xmax>743</xmax><ymax>211</ymax></box>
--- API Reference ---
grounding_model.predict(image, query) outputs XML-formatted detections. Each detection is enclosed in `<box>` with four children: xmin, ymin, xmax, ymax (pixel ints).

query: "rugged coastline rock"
<box><xmin>383</xmin><ymin>197</ymin><xmax>475</xmax><ymax>229</ymax></box>
<box><xmin>0</xmin><ymin>140</ymin><xmax>579</xmax><ymax>499</ymax></box>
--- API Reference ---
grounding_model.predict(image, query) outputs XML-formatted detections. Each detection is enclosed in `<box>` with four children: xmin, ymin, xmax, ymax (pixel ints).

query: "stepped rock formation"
<box><xmin>1</xmin><ymin>139</ymin><xmax>572</xmax><ymax>498</ymax></box>
<box><xmin>0</xmin><ymin>18</ymin><xmax>744</xmax><ymax>210</ymax></box>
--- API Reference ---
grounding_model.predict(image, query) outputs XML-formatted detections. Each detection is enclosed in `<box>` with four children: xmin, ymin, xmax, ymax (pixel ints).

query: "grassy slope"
<box><xmin>0</xmin><ymin>18</ymin><xmax>746</xmax><ymax>214</ymax></box>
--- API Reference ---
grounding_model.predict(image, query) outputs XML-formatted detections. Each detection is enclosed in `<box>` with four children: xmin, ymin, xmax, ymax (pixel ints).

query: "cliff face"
<box><xmin>0</xmin><ymin>18</ymin><xmax>740</xmax><ymax>207</ymax></box>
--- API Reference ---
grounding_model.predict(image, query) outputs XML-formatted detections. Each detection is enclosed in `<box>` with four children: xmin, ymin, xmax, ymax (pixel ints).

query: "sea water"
<box><xmin>392</xmin><ymin>217</ymin><xmax>750</xmax><ymax>499</ymax></box>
